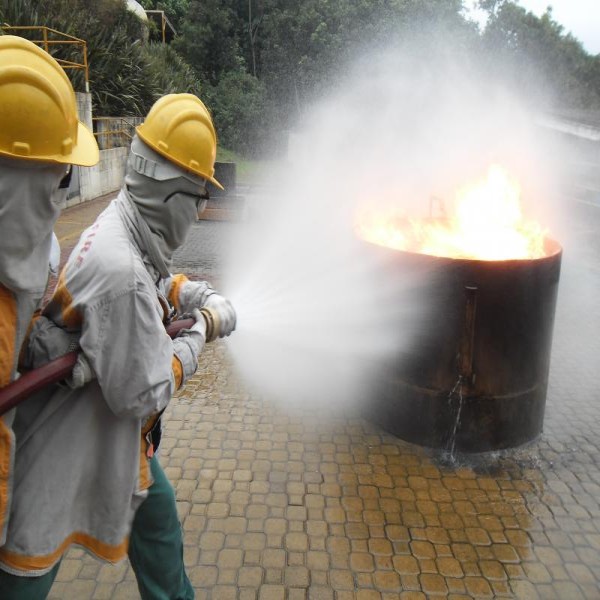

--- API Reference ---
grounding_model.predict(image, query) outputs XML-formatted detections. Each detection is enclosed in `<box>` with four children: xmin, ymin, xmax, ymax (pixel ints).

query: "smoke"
<box><xmin>220</xmin><ymin>36</ymin><xmax>572</xmax><ymax>411</ymax></box>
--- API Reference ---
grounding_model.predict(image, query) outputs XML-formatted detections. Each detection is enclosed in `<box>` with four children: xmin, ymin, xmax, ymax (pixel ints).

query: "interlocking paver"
<box><xmin>34</xmin><ymin>191</ymin><xmax>600</xmax><ymax>598</ymax></box>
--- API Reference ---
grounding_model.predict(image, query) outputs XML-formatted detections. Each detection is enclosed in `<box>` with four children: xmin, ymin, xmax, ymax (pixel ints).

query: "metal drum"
<box><xmin>365</xmin><ymin>239</ymin><xmax>562</xmax><ymax>453</ymax></box>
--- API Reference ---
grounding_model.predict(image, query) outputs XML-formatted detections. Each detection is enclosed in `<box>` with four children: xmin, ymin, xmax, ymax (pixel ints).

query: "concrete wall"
<box><xmin>67</xmin><ymin>147</ymin><xmax>127</xmax><ymax>207</ymax></box>
<box><xmin>76</xmin><ymin>92</ymin><xmax>93</xmax><ymax>132</ymax></box>
<box><xmin>68</xmin><ymin>93</ymin><xmax>128</xmax><ymax>206</ymax></box>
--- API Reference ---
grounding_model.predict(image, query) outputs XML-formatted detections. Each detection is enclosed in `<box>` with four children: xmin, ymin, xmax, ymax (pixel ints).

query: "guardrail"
<box><xmin>0</xmin><ymin>25</ymin><xmax>89</xmax><ymax>91</ymax></box>
<box><xmin>93</xmin><ymin>117</ymin><xmax>142</xmax><ymax>150</ymax></box>
<box><xmin>145</xmin><ymin>10</ymin><xmax>177</xmax><ymax>43</ymax></box>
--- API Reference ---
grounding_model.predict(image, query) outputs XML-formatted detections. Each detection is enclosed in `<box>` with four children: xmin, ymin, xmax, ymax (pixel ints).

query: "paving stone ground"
<box><xmin>42</xmin><ymin>191</ymin><xmax>600</xmax><ymax>599</ymax></box>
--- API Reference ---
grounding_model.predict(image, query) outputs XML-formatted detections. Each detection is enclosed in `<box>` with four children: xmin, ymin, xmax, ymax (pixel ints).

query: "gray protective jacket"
<box><xmin>0</xmin><ymin>191</ymin><xmax>213</xmax><ymax>575</ymax></box>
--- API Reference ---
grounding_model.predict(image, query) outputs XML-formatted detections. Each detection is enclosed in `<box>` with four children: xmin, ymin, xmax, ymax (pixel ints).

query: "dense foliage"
<box><xmin>1</xmin><ymin>0</ymin><xmax>599</xmax><ymax>155</ymax></box>
<box><xmin>481</xmin><ymin>1</ymin><xmax>600</xmax><ymax>108</ymax></box>
<box><xmin>1</xmin><ymin>0</ymin><xmax>167</xmax><ymax>115</ymax></box>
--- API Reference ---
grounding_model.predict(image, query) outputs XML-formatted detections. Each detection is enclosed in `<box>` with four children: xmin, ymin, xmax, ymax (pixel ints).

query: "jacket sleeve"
<box><xmin>79</xmin><ymin>286</ymin><xmax>178</xmax><ymax>419</ymax></box>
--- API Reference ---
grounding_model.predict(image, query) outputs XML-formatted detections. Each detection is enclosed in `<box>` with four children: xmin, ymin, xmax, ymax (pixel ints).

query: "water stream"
<box><xmin>445</xmin><ymin>374</ymin><xmax>465</xmax><ymax>462</ymax></box>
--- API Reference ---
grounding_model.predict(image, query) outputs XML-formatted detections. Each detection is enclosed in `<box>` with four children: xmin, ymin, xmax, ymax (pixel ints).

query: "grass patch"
<box><xmin>216</xmin><ymin>147</ymin><xmax>265</xmax><ymax>186</ymax></box>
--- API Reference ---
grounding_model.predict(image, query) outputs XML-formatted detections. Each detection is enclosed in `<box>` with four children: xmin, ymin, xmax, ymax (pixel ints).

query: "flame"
<box><xmin>356</xmin><ymin>165</ymin><xmax>548</xmax><ymax>260</ymax></box>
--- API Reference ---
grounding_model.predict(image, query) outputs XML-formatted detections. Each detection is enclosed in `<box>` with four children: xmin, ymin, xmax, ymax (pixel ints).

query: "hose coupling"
<box><xmin>200</xmin><ymin>307</ymin><xmax>220</xmax><ymax>343</ymax></box>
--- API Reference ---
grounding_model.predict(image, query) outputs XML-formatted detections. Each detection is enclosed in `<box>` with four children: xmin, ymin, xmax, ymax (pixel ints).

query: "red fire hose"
<box><xmin>0</xmin><ymin>318</ymin><xmax>195</xmax><ymax>417</ymax></box>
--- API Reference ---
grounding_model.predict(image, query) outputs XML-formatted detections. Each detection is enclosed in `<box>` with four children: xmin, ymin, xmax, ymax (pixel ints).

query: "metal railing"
<box><xmin>145</xmin><ymin>10</ymin><xmax>177</xmax><ymax>43</ymax></box>
<box><xmin>93</xmin><ymin>117</ymin><xmax>141</xmax><ymax>150</ymax></box>
<box><xmin>0</xmin><ymin>25</ymin><xmax>89</xmax><ymax>91</ymax></box>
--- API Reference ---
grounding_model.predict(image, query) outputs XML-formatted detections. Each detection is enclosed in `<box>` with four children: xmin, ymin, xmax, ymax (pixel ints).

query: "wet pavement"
<box><xmin>43</xmin><ymin>192</ymin><xmax>600</xmax><ymax>599</ymax></box>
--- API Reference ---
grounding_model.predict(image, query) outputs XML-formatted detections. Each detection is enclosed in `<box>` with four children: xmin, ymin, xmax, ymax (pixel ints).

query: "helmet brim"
<box><xmin>68</xmin><ymin>122</ymin><xmax>100</xmax><ymax>167</ymax></box>
<box><xmin>0</xmin><ymin>121</ymin><xmax>99</xmax><ymax>167</ymax></box>
<box><xmin>207</xmin><ymin>174</ymin><xmax>225</xmax><ymax>191</ymax></box>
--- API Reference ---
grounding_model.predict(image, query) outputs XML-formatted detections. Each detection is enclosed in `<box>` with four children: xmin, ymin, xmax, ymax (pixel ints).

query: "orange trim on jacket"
<box><xmin>0</xmin><ymin>530</ymin><xmax>129</xmax><ymax>572</ymax></box>
<box><xmin>0</xmin><ymin>284</ymin><xmax>17</xmax><ymax>536</ymax></box>
<box><xmin>0</xmin><ymin>285</ymin><xmax>17</xmax><ymax>388</ymax></box>
<box><xmin>52</xmin><ymin>271</ymin><xmax>82</xmax><ymax>329</ymax></box>
<box><xmin>167</xmin><ymin>274</ymin><xmax>189</xmax><ymax>313</ymax></box>
<box><xmin>172</xmin><ymin>355</ymin><xmax>183</xmax><ymax>390</ymax></box>
<box><xmin>138</xmin><ymin>441</ymin><xmax>152</xmax><ymax>491</ymax></box>
<box><xmin>0</xmin><ymin>416</ymin><xmax>12</xmax><ymax>538</ymax></box>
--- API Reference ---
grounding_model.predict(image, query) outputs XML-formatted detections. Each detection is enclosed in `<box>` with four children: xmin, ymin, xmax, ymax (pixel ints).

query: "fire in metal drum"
<box><xmin>365</xmin><ymin>239</ymin><xmax>562</xmax><ymax>453</ymax></box>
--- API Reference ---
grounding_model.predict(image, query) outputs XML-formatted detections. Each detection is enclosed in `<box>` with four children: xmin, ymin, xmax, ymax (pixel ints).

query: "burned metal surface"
<box><xmin>365</xmin><ymin>239</ymin><xmax>563</xmax><ymax>453</ymax></box>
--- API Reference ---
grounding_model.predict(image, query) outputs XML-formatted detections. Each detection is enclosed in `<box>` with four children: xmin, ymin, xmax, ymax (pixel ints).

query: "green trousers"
<box><xmin>129</xmin><ymin>455</ymin><xmax>194</xmax><ymax>600</ymax></box>
<box><xmin>0</xmin><ymin>456</ymin><xmax>194</xmax><ymax>600</ymax></box>
<box><xmin>0</xmin><ymin>562</ymin><xmax>60</xmax><ymax>600</ymax></box>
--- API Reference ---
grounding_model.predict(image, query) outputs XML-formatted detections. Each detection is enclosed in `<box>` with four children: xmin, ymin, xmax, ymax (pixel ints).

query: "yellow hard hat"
<box><xmin>0</xmin><ymin>35</ymin><xmax>99</xmax><ymax>166</ymax></box>
<box><xmin>136</xmin><ymin>93</ymin><xmax>223</xmax><ymax>189</ymax></box>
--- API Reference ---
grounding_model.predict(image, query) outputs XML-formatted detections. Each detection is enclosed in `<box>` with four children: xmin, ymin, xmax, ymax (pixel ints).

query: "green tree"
<box><xmin>142</xmin><ymin>42</ymin><xmax>201</xmax><ymax>95</ymax></box>
<box><xmin>0</xmin><ymin>0</ymin><xmax>201</xmax><ymax>115</ymax></box>
<box><xmin>173</xmin><ymin>0</ymin><xmax>242</xmax><ymax>85</ymax></box>
<box><xmin>4</xmin><ymin>0</ymin><xmax>599</xmax><ymax>156</ymax></box>
<box><xmin>252</xmin><ymin>0</ymin><xmax>476</xmax><ymax>129</ymax></box>
<box><xmin>204</xmin><ymin>69</ymin><xmax>267</xmax><ymax>155</ymax></box>
<box><xmin>481</xmin><ymin>2</ymin><xmax>600</xmax><ymax>108</ymax></box>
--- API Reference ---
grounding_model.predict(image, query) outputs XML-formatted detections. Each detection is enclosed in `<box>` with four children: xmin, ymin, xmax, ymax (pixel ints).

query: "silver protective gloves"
<box><xmin>67</xmin><ymin>354</ymin><xmax>95</xmax><ymax>389</ymax></box>
<box><xmin>175</xmin><ymin>278</ymin><xmax>237</xmax><ymax>338</ymax></box>
<box><xmin>204</xmin><ymin>293</ymin><xmax>237</xmax><ymax>337</ymax></box>
<box><xmin>175</xmin><ymin>308</ymin><xmax>207</xmax><ymax>363</ymax></box>
<box><xmin>176</xmin><ymin>279</ymin><xmax>215</xmax><ymax>313</ymax></box>
<box><xmin>183</xmin><ymin>308</ymin><xmax>207</xmax><ymax>343</ymax></box>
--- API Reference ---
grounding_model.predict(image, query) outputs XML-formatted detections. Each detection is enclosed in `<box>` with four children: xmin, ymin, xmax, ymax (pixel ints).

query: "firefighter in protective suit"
<box><xmin>0</xmin><ymin>32</ymin><xmax>98</xmax><ymax>583</ymax></box>
<box><xmin>0</xmin><ymin>94</ymin><xmax>236</xmax><ymax>599</ymax></box>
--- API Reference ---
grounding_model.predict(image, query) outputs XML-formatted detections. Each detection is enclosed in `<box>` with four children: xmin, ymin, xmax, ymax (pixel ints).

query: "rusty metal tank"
<box><xmin>365</xmin><ymin>238</ymin><xmax>562</xmax><ymax>453</ymax></box>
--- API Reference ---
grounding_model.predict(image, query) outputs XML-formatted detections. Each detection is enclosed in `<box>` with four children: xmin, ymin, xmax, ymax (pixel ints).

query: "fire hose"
<box><xmin>0</xmin><ymin>307</ymin><xmax>220</xmax><ymax>417</ymax></box>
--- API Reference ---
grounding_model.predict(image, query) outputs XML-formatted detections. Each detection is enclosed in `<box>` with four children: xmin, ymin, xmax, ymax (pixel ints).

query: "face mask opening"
<box><xmin>59</xmin><ymin>166</ymin><xmax>73</xmax><ymax>190</ymax></box>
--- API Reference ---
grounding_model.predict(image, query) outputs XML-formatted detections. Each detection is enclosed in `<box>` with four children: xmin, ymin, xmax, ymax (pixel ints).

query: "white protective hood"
<box><xmin>124</xmin><ymin>135</ymin><xmax>207</xmax><ymax>278</ymax></box>
<box><xmin>0</xmin><ymin>156</ymin><xmax>69</xmax><ymax>294</ymax></box>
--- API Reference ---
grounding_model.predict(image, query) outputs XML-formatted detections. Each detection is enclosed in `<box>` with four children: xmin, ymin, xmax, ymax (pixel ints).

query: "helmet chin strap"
<box><xmin>129</xmin><ymin>150</ymin><xmax>169</xmax><ymax>180</ymax></box>
<box><xmin>128</xmin><ymin>139</ymin><xmax>207</xmax><ymax>187</ymax></box>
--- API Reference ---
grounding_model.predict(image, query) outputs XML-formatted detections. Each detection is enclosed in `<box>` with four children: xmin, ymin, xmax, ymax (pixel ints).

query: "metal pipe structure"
<box><xmin>0</xmin><ymin>308</ymin><xmax>220</xmax><ymax>417</ymax></box>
